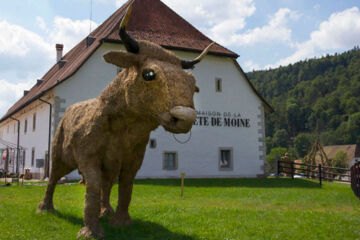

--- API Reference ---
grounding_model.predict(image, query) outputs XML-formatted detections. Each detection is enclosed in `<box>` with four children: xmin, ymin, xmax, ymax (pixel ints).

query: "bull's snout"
<box><xmin>170</xmin><ymin>106</ymin><xmax>196</xmax><ymax>131</ymax></box>
<box><xmin>159</xmin><ymin>106</ymin><xmax>197</xmax><ymax>134</ymax></box>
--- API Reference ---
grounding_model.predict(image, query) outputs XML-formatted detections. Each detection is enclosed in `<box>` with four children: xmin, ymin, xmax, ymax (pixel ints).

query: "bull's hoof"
<box><xmin>100</xmin><ymin>206</ymin><xmax>114</xmax><ymax>218</ymax></box>
<box><xmin>36</xmin><ymin>201</ymin><xmax>54</xmax><ymax>213</ymax></box>
<box><xmin>110</xmin><ymin>214</ymin><xmax>133</xmax><ymax>227</ymax></box>
<box><xmin>77</xmin><ymin>226</ymin><xmax>105</xmax><ymax>240</ymax></box>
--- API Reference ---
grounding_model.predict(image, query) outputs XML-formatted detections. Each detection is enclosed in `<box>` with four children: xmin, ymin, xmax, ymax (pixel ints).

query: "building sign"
<box><xmin>194</xmin><ymin>110</ymin><xmax>251</xmax><ymax>128</ymax></box>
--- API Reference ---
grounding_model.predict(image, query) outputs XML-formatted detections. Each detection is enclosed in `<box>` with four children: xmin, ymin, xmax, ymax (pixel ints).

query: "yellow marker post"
<box><xmin>181</xmin><ymin>172</ymin><xmax>185</xmax><ymax>198</ymax></box>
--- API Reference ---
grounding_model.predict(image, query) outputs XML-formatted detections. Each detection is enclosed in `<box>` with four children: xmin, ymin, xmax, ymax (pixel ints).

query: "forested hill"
<box><xmin>247</xmin><ymin>47</ymin><xmax>360</xmax><ymax>157</ymax></box>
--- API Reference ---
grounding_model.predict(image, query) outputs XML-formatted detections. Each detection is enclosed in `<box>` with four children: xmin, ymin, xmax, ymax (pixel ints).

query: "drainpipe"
<box><xmin>39</xmin><ymin>99</ymin><xmax>52</xmax><ymax>178</ymax></box>
<box><xmin>10</xmin><ymin>117</ymin><xmax>20</xmax><ymax>176</ymax></box>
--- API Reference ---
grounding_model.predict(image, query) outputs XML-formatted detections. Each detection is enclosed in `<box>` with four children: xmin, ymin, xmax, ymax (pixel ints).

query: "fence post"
<box><xmin>318</xmin><ymin>164</ymin><xmax>322</xmax><ymax>186</ymax></box>
<box><xmin>291</xmin><ymin>161</ymin><xmax>294</xmax><ymax>179</ymax></box>
<box><xmin>306</xmin><ymin>164</ymin><xmax>309</xmax><ymax>179</ymax></box>
<box><xmin>357</xmin><ymin>161</ymin><xmax>360</xmax><ymax>198</ymax></box>
<box><xmin>180</xmin><ymin>173</ymin><xmax>185</xmax><ymax>198</ymax></box>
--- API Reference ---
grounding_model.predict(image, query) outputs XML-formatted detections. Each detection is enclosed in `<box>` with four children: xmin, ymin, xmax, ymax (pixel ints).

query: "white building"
<box><xmin>0</xmin><ymin>0</ymin><xmax>273</xmax><ymax>179</ymax></box>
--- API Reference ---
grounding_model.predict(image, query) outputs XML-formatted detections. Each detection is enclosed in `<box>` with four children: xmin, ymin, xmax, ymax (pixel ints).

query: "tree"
<box><xmin>286</xmin><ymin>99</ymin><xmax>301</xmax><ymax>136</ymax></box>
<box><xmin>272</xmin><ymin>129</ymin><xmax>289</xmax><ymax>148</ymax></box>
<box><xmin>333</xmin><ymin>151</ymin><xmax>348</xmax><ymax>167</ymax></box>
<box><xmin>265</xmin><ymin>136</ymin><xmax>273</xmax><ymax>154</ymax></box>
<box><xmin>294</xmin><ymin>133</ymin><xmax>315</xmax><ymax>158</ymax></box>
<box><xmin>266</xmin><ymin>147</ymin><xmax>287</xmax><ymax>173</ymax></box>
<box><xmin>248</xmin><ymin>48</ymin><xmax>360</xmax><ymax>149</ymax></box>
<box><xmin>332</xmin><ymin>150</ymin><xmax>349</xmax><ymax>174</ymax></box>
<box><xmin>348</xmin><ymin>112</ymin><xmax>360</xmax><ymax>143</ymax></box>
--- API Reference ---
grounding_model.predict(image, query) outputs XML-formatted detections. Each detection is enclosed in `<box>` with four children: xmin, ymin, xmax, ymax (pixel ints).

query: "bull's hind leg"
<box><xmin>37</xmin><ymin>160</ymin><xmax>73</xmax><ymax>213</ymax></box>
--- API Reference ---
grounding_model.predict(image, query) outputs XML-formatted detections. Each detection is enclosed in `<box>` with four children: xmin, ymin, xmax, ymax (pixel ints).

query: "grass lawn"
<box><xmin>0</xmin><ymin>178</ymin><xmax>359</xmax><ymax>240</ymax></box>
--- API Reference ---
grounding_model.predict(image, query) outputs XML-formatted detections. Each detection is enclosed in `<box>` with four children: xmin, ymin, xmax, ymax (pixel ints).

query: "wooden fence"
<box><xmin>276</xmin><ymin>160</ymin><xmax>351</xmax><ymax>186</ymax></box>
<box><xmin>350</xmin><ymin>161</ymin><xmax>360</xmax><ymax>199</ymax></box>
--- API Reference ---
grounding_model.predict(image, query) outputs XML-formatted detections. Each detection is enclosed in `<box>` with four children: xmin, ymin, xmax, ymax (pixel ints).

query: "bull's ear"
<box><xmin>103</xmin><ymin>50</ymin><xmax>140</xmax><ymax>68</ymax></box>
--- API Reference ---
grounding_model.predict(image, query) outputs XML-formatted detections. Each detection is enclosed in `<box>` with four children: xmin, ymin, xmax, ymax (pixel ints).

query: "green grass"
<box><xmin>0</xmin><ymin>178</ymin><xmax>359</xmax><ymax>240</ymax></box>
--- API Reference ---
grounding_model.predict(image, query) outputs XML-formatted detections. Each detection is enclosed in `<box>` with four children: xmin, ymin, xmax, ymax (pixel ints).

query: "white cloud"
<box><xmin>36</xmin><ymin>16</ymin><xmax>47</xmax><ymax>31</ymax></box>
<box><xmin>0</xmin><ymin>20</ymin><xmax>53</xmax><ymax>80</ymax></box>
<box><xmin>163</xmin><ymin>0</ymin><xmax>256</xmax><ymax>39</ymax></box>
<box><xmin>221</xmin><ymin>8</ymin><xmax>299</xmax><ymax>47</ymax></box>
<box><xmin>270</xmin><ymin>7</ymin><xmax>360</xmax><ymax>68</ymax></box>
<box><xmin>0</xmin><ymin>16</ymin><xmax>98</xmax><ymax>117</ymax></box>
<box><xmin>0</xmin><ymin>20</ymin><xmax>52</xmax><ymax>58</ymax></box>
<box><xmin>0</xmin><ymin>16</ymin><xmax>98</xmax><ymax>76</ymax></box>
<box><xmin>49</xmin><ymin>17</ymin><xmax>98</xmax><ymax>53</ymax></box>
<box><xmin>244</xmin><ymin>60</ymin><xmax>260</xmax><ymax>71</ymax></box>
<box><xmin>0</xmin><ymin>79</ymin><xmax>34</xmax><ymax>117</ymax></box>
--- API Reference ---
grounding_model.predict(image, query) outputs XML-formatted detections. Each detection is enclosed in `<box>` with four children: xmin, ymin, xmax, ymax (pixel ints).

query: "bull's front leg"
<box><xmin>100</xmin><ymin>171</ymin><xmax>117</xmax><ymax>218</ymax></box>
<box><xmin>110</xmin><ymin>171</ymin><xmax>136</xmax><ymax>227</ymax></box>
<box><xmin>110</xmin><ymin>151</ymin><xmax>145</xmax><ymax>227</ymax></box>
<box><xmin>77</xmin><ymin>167</ymin><xmax>104</xmax><ymax>239</ymax></box>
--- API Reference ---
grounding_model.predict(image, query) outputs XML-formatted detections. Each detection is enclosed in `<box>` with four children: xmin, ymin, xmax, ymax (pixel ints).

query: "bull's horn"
<box><xmin>181</xmin><ymin>42</ymin><xmax>215</xmax><ymax>69</ymax></box>
<box><xmin>119</xmin><ymin>0</ymin><xmax>139</xmax><ymax>53</ymax></box>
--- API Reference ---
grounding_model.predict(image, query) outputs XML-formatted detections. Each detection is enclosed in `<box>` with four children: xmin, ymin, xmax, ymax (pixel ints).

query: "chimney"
<box><xmin>56</xmin><ymin>44</ymin><xmax>64</xmax><ymax>62</ymax></box>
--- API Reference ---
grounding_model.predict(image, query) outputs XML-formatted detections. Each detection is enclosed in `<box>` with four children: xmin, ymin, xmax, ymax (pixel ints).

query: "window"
<box><xmin>33</xmin><ymin>113</ymin><xmax>36</xmax><ymax>131</ymax></box>
<box><xmin>31</xmin><ymin>147</ymin><xmax>35</xmax><ymax>167</ymax></box>
<box><xmin>24</xmin><ymin>119</ymin><xmax>28</xmax><ymax>134</ymax></box>
<box><xmin>163</xmin><ymin>152</ymin><xmax>178</xmax><ymax>170</ymax></box>
<box><xmin>215</xmin><ymin>78</ymin><xmax>222</xmax><ymax>92</ymax></box>
<box><xmin>14</xmin><ymin>123</ymin><xmax>16</xmax><ymax>133</ymax></box>
<box><xmin>219</xmin><ymin>148</ymin><xmax>233</xmax><ymax>171</ymax></box>
<box><xmin>149</xmin><ymin>139</ymin><xmax>157</xmax><ymax>149</ymax></box>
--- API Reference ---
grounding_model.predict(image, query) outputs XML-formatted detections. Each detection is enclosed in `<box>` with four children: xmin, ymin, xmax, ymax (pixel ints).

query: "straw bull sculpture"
<box><xmin>37</xmin><ymin>3</ymin><xmax>214</xmax><ymax>239</ymax></box>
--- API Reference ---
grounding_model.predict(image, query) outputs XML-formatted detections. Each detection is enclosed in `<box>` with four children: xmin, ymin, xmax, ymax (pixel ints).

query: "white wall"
<box><xmin>0</xmin><ymin>101</ymin><xmax>51</xmax><ymax>177</ymax></box>
<box><xmin>54</xmin><ymin>42</ymin><xmax>265</xmax><ymax>179</ymax></box>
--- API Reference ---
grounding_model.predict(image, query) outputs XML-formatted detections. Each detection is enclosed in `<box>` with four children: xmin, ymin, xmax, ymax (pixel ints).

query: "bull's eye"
<box><xmin>142</xmin><ymin>69</ymin><xmax>156</xmax><ymax>81</ymax></box>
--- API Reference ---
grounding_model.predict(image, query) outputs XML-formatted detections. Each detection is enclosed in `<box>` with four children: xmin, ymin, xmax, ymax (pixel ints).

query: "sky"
<box><xmin>0</xmin><ymin>0</ymin><xmax>360</xmax><ymax>117</ymax></box>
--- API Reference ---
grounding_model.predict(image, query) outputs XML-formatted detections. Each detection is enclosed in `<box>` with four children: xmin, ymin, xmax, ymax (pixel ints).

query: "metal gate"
<box><xmin>1</xmin><ymin>138</ymin><xmax>26</xmax><ymax>176</ymax></box>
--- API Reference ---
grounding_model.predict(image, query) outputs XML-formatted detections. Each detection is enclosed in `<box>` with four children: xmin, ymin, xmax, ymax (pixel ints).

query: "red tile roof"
<box><xmin>0</xmin><ymin>0</ymin><xmax>241</xmax><ymax>121</ymax></box>
<box><xmin>105</xmin><ymin>0</ymin><xmax>238</xmax><ymax>57</ymax></box>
